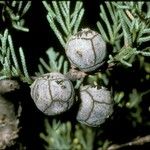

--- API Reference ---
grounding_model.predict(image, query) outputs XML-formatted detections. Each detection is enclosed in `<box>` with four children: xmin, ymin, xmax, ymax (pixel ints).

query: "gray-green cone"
<box><xmin>66</xmin><ymin>28</ymin><xmax>106</xmax><ymax>72</ymax></box>
<box><xmin>30</xmin><ymin>72</ymin><xmax>75</xmax><ymax>115</ymax></box>
<box><xmin>77</xmin><ymin>85</ymin><xmax>113</xmax><ymax>127</ymax></box>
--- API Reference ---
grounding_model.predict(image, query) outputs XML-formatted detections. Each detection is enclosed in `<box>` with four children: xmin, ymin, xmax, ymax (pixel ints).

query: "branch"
<box><xmin>1</xmin><ymin>1</ymin><xmax>31</xmax><ymax>32</ymax></box>
<box><xmin>43</xmin><ymin>1</ymin><xmax>84</xmax><ymax>48</ymax></box>
<box><xmin>0</xmin><ymin>29</ymin><xmax>31</xmax><ymax>83</ymax></box>
<box><xmin>0</xmin><ymin>80</ymin><xmax>21</xmax><ymax>149</ymax></box>
<box><xmin>0</xmin><ymin>79</ymin><xmax>20</xmax><ymax>95</ymax></box>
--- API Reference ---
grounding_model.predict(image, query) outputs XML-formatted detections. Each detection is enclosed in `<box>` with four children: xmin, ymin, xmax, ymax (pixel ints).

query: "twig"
<box><xmin>65</xmin><ymin>66</ymin><xmax>87</xmax><ymax>81</ymax></box>
<box><xmin>108</xmin><ymin>135</ymin><xmax>150</xmax><ymax>150</ymax></box>
<box><xmin>125</xmin><ymin>10</ymin><xmax>134</xmax><ymax>20</ymax></box>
